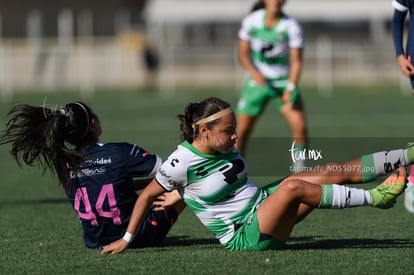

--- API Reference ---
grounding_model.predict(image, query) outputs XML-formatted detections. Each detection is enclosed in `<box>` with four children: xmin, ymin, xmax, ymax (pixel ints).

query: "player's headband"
<box><xmin>192</xmin><ymin>108</ymin><xmax>232</xmax><ymax>129</ymax></box>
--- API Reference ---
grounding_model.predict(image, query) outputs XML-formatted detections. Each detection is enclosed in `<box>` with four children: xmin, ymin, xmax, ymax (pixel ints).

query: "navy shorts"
<box><xmin>129</xmin><ymin>207</ymin><xmax>179</xmax><ymax>248</ymax></box>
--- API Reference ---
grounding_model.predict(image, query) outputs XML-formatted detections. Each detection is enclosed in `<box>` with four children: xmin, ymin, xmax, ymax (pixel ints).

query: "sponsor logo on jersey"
<box><xmin>69</xmin><ymin>157</ymin><xmax>112</xmax><ymax>178</ymax></box>
<box><xmin>168</xmin><ymin>180</ymin><xmax>178</xmax><ymax>187</ymax></box>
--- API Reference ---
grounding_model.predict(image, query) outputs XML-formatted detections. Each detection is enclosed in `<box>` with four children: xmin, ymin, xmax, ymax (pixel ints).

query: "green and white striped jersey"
<box><xmin>156</xmin><ymin>141</ymin><xmax>262</xmax><ymax>244</ymax></box>
<box><xmin>238</xmin><ymin>9</ymin><xmax>303</xmax><ymax>79</ymax></box>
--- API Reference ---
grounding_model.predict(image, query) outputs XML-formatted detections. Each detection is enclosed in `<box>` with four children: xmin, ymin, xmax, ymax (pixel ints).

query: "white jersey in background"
<box><xmin>238</xmin><ymin>9</ymin><xmax>303</xmax><ymax>79</ymax></box>
<box><xmin>156</xmin><ymin>141</ymin><xmax>262</xmax><ymax>244</ymax></box>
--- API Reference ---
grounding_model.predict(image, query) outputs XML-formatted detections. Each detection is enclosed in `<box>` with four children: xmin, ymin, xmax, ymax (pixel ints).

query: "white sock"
<box><xmin>331</xmin><ymin>185</ymin><xmax>372</xmax><ymax>208</ymax></box>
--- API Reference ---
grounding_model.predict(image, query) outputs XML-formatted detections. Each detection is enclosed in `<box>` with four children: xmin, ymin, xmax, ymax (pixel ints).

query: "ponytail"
<box><xmin>0</xmin><ymin>102</ymin><xmax>96</xmax><ymax>189</ymax></box>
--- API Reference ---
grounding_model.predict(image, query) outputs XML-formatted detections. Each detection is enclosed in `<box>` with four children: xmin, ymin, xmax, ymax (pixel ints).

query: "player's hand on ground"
<box><xmin>100</xmin><ymin>239</ymin><xmax>129</xmax><ymax>255</ymax></box>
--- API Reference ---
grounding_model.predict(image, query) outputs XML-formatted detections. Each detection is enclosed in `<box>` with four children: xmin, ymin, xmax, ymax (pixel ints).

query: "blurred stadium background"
<box><xmin>0</xmin><ymin>0</ymin><xmax>409</xmax><ymax>99</ymax></box>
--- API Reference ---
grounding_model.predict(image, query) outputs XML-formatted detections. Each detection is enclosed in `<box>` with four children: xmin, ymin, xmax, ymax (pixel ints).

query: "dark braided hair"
<box><xmin>0</xmin><ymin>101</ymin><xmax>98</xmax><ymax>189</ymax></box>
<box><xmin>251</xmin><ymin>0</ymin><xmax>265</xmax><ymax>12</ymax></box>
<box><xmin>177</xmin><ymin>97</ymin><xmax>231</xmax><ymax>143</ymax></box>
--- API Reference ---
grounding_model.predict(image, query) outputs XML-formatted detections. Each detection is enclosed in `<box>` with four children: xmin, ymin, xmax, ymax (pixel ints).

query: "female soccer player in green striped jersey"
<box><xmin>102</xmin><ymin>97</ymin><xmax>410</xmax><ymax>253</ymax></box>
<box><xmin>236</xmin><ymin>0</ymin><xmax>308</xmax><ymax>172</ymax></box>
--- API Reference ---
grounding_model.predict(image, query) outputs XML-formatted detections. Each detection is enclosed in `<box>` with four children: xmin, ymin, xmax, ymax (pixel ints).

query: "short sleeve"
<box><xmin>155</xmin><ymin>154</ymin><xmax>188</xmax><ymax>192</ymax></box>
<box><xmin>393</xmin><ymin>0</ymin><xmax>409</xmax><ymax>12</ymax></box>
<box><xmin>238</xmin><ymin>15</ymin><xmax>252</xmax><ymax>41</ymax></box>
<box><xmin>122</xmin><ymin>143</ymin><xmax>161</xmax><ymax>178</ymax></box>
<box><xmin>288</xmin><ymin>19</ymin><xmax>304</xmax><ymax>49</ymax></box>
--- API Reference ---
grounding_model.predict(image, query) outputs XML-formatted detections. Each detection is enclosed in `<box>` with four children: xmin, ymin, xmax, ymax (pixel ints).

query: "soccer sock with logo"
<box><xmin>361</xmin><ymin>149</ymin><xmax>410</xmax><ymax>183</ymax></box>
<box><xmin>318</xmin><ymin>184</ymin><xmax>372</xmax><ymax>209</ymax></box>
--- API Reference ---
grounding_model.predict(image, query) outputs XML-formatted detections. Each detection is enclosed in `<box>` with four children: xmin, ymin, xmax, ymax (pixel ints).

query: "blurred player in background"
<box><xmin>236</xmin><ymin>0</ymin><xmax>308</xmax><ymax>173</ymax></box>
<box><xmin>0</xmin><ymin>102</ymin><xmax>185</xmax><ymax>249</ymax></box>
<box><xmin>391</xmin><ymin>0</ymin><xmax>414</xmax><ymax>214</ymax></box>
<box><xmin>119</xmin><ymin>30</ymin><xmax>160</xmax><ymax>91</ymax></box>
<box><xmin>102</xmin><ymin>97</ymin><xmax>410</xmax><ymax>254</ymax></box>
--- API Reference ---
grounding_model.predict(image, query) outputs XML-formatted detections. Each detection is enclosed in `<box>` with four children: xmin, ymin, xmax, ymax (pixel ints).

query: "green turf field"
<box><xmin>0</xmin><ymin>84</ymin><xmax>413</xmax><ymax>274</ymax></box>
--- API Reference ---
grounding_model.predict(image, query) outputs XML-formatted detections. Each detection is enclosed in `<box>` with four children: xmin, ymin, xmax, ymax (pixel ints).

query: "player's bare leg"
<box><xmin>235</xmin><ymin>114</ymin><xmax>257</xmax><ymax>154</ymax></box>
<box><xmin>280</xmin><ymin>101</ymin><xmax>308</xmax><ymax>173</ymax></box>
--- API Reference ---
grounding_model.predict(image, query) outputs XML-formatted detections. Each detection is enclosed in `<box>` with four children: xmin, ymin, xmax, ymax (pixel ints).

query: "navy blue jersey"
<box><xmin>392</xmin><ymin>0</ymin><xmax>414</xmax><ymax>88</ymax></box>
<box><xmin>392</xmin><ymin>0</ymin><xmax>414</xmax><ymax>56</ymax></box>
<box><xmin>65</xmin><ymin>142</ymin><xmax>161</xmax><ymax>248</ymax></box>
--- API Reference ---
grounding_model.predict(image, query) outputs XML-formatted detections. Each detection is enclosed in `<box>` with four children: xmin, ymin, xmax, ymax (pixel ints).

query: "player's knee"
<box><xmin>280</xmin><ymin>179</ymin><xmax>307</xmax><ymax>197</ymax></box>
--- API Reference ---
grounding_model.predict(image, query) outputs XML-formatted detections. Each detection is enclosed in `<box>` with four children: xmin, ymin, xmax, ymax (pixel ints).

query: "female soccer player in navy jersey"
<box><xmin>391</xmin><ymin>0</ymin><xmax>414</xmax><ymax>214</ymax></box>
<box><xmin>392</xmin><ymin>0</ymin><xmax>414</xmax><ymax>92</ymax></box>
<box><xmin>102</xmin><ymin>97</ymin><xmax>411</xmax><ymax>254</ymax></box>
<box><xmin>391</xmin><ymin>0</ymin><xmax>414</xmax><ymax>213</ymax></box>
<box><xmin>0</xmin><ymin>102</ymin><xmax>185</xmax><ymax>249</ymax></box>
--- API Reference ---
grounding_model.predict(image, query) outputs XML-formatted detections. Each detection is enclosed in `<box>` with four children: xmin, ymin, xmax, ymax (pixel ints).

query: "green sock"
<box><xmin>318</xmin><ymin>184</ymin><xmax>333</xmax><ymax>209</ymax></box>
<box><xmin>294</xmin><ymin>143</ymin><xmax>307</xmax><ymax>151</ymax></box>
<box><xmin>361</xmin><ymin>154</ymin><xmax>376</xmax><ymax>183</ymax></box>
<box><xmin>361</xmin><ymin>149</ymin><xmax>409</xmax><ymax>183</ymax></box>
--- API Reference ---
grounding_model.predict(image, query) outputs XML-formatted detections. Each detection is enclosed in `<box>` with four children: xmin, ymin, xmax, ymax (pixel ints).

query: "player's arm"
<box><xmin>238</xmin><ymin>39</ymin><xmax>266</xmax><ymax>85</ymax></box>
<box><xmin>281</xmin><ymin>47</ymin><xmax>302</xmax><ymax>103</ymax></box>
<box><xmin>391</xmin><ymin>9</ymin><xmax>414</xmax><ymax>77</ymax></box>
<box><xmin>391</xmin><ymin>9</ymin><xmax>406</xmax><ymax>58</ymax></box>
<box><xmin>101</xmin><ymin>178</ymin><xmax>165</xmax><ymax>254</ymax></box>
<box><xmin>287</xmin><ymin>47</ymin><xmax>302</xmax><ymax>89</ymax></box>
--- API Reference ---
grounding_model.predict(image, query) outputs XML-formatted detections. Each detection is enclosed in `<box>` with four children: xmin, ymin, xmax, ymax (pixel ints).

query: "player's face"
<box><xmin>207</xmin><ymin>112</ymin><xmax>237</xmax><ymax>154</ymax></box>
<box><xmin>91</xmin><ymin>115</ymin><xmax>102</xmax><ymax>137</ymax></box>
<box><xmin>264</xmin><ymin>0</ymin><xmax>285</xmax><ymax>14</ymax></box>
